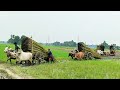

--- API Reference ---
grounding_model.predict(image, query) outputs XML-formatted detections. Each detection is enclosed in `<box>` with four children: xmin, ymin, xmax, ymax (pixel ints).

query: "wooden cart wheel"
<box><xmin>87</xmin><ymin>52</ymin><xmax>93</xmax><ymax>60</ymax></box>
<box><xmin>84</xmin><ymin>52</ymin><xmax>88</xmax><ymax>60</ymax></box>
<box><xmin>40</xmin><ymin>54</ymin><xmax>46</xmax><ymax>63</ymax></box>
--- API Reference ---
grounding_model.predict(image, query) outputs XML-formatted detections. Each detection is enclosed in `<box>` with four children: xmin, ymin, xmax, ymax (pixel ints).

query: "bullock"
<box><xmin>74</xmin><ymin>52</ymin><xmax>85</xmax><ymax>60</ymax></box>
<box><xmin>4</xmin><ymin>47</ymin><xmax>16</xmax><ymax>63</ymax></box>
<box><xmin>97</xmin><ymin>50</ymin><xmax>104</xmax><ymax>55</ymax></box>
<box><xmin>103</xmin><ymin>52</ymin><xmax>110</xmax><ymax>56</ymax></box>
<box><xmin>16</xmin><ymin>49</ymin><xmax>33</xmax><ymax>65</ymax></box>
<box><xmin>4</xmin><ymin>46</ymin><xmax>9</xmax><ymax>53</ymax></box>
<box><xmin>68</xmin><ymin>52</ymin><xmax>75</xmax><ymax>59</ymax></box>
<box><xmin>4</xmin><ymin>46</ymin><xmax>14</xmax><ymax>53</ymax></box>
<box><xmin>68</xmin><ymin>50</ymin><xmax>78</xmax><ymax>59</ymax></box>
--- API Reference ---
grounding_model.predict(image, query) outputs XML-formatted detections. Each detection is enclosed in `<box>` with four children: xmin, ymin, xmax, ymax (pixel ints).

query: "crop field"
<box><xmin>1</xmin><ymin>44</ymin><xmax>120</xmax><ymax>79</ymax></box>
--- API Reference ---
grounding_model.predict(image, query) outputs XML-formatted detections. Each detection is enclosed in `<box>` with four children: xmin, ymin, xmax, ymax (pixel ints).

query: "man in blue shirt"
<box><xmin>48</xmin><ymin>49</ymin><xmax>52</xmax><ymax>56</ymax></box>
<box><xmin>48</xmin><ymin>49</ymin><xmax>54</xmax><ymax>62</ymax></box>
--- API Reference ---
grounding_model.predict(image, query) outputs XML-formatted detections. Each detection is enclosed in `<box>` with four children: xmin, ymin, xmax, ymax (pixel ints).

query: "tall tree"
<box><xmin>7</xmin><ymin>38</ymin><xmax>14</xmax><ymax>44</ymax></box>
<box><xmin>7</xmin><ymin>35</ymin><xmax>14</xmax><ymax>44</ymax></box>
<box><xmin>21</xmin><ymin>35</ymin><xmax>26</xmax><ymax>43</ymax></box>
<box><xmin>14</xmin><ymin>36</ymin><xmax>21</xmax><ymax>45</ymax></box>
<box><xmin>12</xmin><ymin>35</ymin><xmax>15</xmax><ymax>39</ymax></box>
<box><xmin>11</xmin><ymin>35</ymin><xmax>13</xmax><ymax>39</ymax></box>
<box><xmin>7</xmin><ymin>35</ymin><xmax>21</xmax><ymax>45</ymax></box>
<box><xmin>102</xmin><ymin>41</ymin><xmax>109</xmax><ymax>49</ymax></box>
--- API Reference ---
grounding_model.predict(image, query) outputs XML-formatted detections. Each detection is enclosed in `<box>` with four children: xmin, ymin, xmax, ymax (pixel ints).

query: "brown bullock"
<box><xmin>74</xmin><ymin>52</ymin><xmax>84</xmax><ymax>60</ymax></box>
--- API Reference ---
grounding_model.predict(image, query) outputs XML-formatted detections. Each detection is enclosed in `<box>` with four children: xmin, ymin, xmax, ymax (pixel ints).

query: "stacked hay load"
<box><xmin>21</xmin><ymin>36</ymin><xmax>48</xmax><ymax>60</ymax></box>
<box><xmin>78</xmin><ymin>42</ymin><xmax>101</xmax><ymax>59</ymax></box>
<box><xmin>21</xmin><ymin>36</ymin><xmax>32</xmax><ymax>52</ymax></box>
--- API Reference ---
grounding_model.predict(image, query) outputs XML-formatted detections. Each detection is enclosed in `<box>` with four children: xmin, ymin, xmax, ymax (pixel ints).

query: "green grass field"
<box><xmin>1</xmin><ymin>44</ymin><xmax>120</xmax><ymax>79</ymax></box>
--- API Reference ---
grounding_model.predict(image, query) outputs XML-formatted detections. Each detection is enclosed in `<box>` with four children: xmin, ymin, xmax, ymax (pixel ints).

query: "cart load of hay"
<box><xmin>78</xmin><ymin>42</ymin><xmax>101</xmax><ymax>59</ymax></box>
<box><xmin>21</xmin><ymin>36</ymin><xmax>48</xmax><ymax>60</ymax></box>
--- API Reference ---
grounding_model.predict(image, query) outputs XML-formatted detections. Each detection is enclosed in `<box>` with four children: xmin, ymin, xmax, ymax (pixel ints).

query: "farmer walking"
<box><xmin>14</xmin><ymin>42</ymin><xmax>20</xmax><ymax>52</ymax></box>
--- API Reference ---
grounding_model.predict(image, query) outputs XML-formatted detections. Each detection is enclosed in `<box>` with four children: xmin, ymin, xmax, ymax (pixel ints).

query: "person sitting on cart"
<box><xmin>48</xmin><ymin>49</ymin><xmax>54</xmax><ymax>62</ymax></box>
<box><xmin>97</xmin><ymin>44</ymin><xmax>105</xmax><ymax>55</ymax></box>
<box><xmin>78</xmin><ymin>43</ymin><xmax>83</xmax><ymax>52</ymax></box>
<box><xmin>14</xmin><ymin>42</ymin><xmax>20</xmax><ymax>52</ymax></box>
<box><xmin>109</xmin><ymin>44</ymin><xmax>115</xmax><ymax>55</ymax></box>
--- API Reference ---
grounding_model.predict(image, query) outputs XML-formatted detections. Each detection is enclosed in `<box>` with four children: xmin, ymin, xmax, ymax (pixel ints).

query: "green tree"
<box><xmin>7</xmin><ymin>35</ymin><xmax>21</xmax><ymax>45</ymax></box>
<box><xmin>21</xmin><ymin>35</ymin><xmax>26</xmax><ymax>43</ymax></box>
<box><xmin>7</xmin><ymin>38</ymin><xmax>14</xmax><ymax>44</ymax></box>
<box><xmin>63</xmin><ymin>40</ymin><xmax>76</xmax><ymax>47</ymax></box>
<box><xmin>7</xmin><ymin>35</ymin><xmax>14</xmax><ymax>44</ymax></box>
<box><xmin>53</xmin><ymin>41</ymin><xmax>61</xmax><ymax>46</ymax></box>
<box><xmin>12</xmin><ymin>35</ymin><xmax>15</xmax><ymax>39</ymax></box>
<box><xmin>11</xmin><ymin>35</ymin><xmax>13</xmax><ymax>39</ymax></box>
<box><xmin>102</xmin><ymin>41</ymin><xmax>109</xmax><ymax>49</ymax></box>
<box><xmin>14</xmin><ymin>36</ymin><xmax>21</xmax><ymax>45</ymax></box>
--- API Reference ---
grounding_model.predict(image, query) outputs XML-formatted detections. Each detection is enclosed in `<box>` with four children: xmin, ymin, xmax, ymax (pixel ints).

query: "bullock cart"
<box><xmin>77</xmin><ymin>42</ymin><xmax>101</xmax><ymax>60</ymax></box>
<box><xmin>21</xmin><ymin>36</ymin><xmax>48</xmax><ymax>64</ymax></box>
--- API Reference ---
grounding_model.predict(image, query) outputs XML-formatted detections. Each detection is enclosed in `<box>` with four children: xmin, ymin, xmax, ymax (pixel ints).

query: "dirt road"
<box><xmin>0</xmin><ymin>63</ymin><xmax>33</xmax><ymax>79</ymax></box>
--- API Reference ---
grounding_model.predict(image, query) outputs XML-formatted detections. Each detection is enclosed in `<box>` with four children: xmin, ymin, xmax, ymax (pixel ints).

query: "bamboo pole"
<box><xmin>31</xmin><ymin>36</ymin><xmax>33</xmax><ymax>53</ymax></box>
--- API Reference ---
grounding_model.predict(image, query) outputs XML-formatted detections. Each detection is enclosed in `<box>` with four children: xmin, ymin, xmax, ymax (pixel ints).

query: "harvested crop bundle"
<box><xmin>21</xmin><ymin>36</ymin><xmax>48</xmax><ymax>58</ymax></box>
<box><xmin>78</xmin><ymin>42</ymin><xmax>101</xmax><ymax>59</ymax></box>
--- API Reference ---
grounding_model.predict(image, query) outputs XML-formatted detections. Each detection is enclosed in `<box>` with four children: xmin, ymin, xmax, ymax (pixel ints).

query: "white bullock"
<box><xmin>4</xmin><ymin>47</ymin><xmax>9</xmax><ymax>53</ymax></box>
<box><xmin>16</xmin><ymin>49</ymin><xmax>33</xmax><ymax>65</ymax></box>
<box><xmin>97</xmin><ymin>50</ymin><xmax>104</xmax><ymax>55</ymax></box>
<box><xmin>4</xmin><ymin>47</ymin><xmax>16</xmax><ymax>63</ymax></box>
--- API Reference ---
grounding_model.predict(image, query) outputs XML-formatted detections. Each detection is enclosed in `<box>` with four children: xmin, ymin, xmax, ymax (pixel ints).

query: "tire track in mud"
<box><xmin>0</xmin><ymin>68</ymin><xmax>22</xmax><ymax>79</ymax></box>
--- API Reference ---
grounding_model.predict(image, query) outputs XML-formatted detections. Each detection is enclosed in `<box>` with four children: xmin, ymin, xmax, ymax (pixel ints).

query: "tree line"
<box><xmin>7</xmin><ymin>35</ymin><xmax>120</xmax><ymax>50</ymax></box>
<box><xmin>51</xmin><ymin>40</ymin><xmax>77</xmax><ymax>47</ymax></box>
<box><xmin>98</xmin><ymin>41</ymin><xmax>120</xmax><ymax>50</ymax></box>
<box><xmin>7</xmin><ymin>35</ymin><xmax>77</xmax><ymax>47</ymax></box>
<box><xmin>7</xmin><ymin>35</ymin><xmax>26</xmax><ymax>45</ymax></box>
<box><xmin>50</xmin><ymin>41</ymin><xmax>120</xmax><ymax>50</ymax></box>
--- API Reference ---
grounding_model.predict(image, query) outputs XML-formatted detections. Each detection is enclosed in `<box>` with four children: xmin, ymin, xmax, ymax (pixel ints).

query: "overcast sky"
<box><xmin>0</xmin><ymin>11</ymin><xmax>120</xmax><ymax>45</ymax></box>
